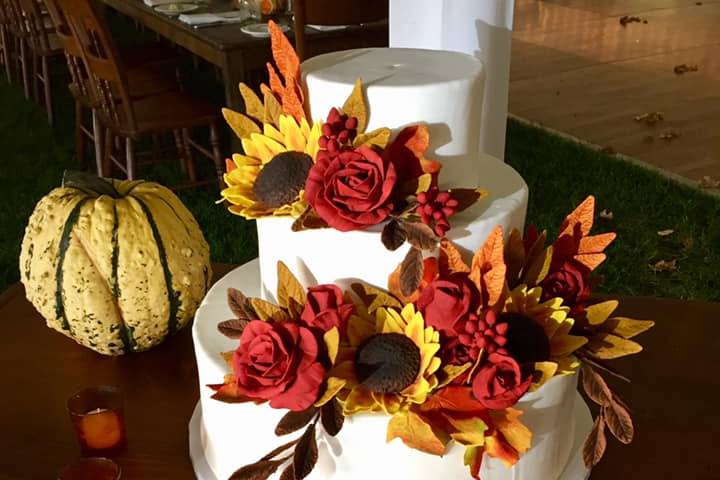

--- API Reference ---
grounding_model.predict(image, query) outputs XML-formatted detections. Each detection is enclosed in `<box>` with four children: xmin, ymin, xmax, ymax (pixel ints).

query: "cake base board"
<box><xmin>189</xmin><ymin>392</ymin><xmax>592</xmax><ymax>480</ymax></box>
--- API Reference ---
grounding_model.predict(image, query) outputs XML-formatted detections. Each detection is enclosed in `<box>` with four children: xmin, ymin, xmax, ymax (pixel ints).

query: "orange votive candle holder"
<box><xmin>67</xmin><ymin>386</ymin><xmax>127</xmax><ymax>457</ymax></box>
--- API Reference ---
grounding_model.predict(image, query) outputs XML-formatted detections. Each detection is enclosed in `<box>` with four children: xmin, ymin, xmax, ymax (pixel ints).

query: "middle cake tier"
<box><xmin>256</xmin><ymin>153</ymin><xmax>527</xmax><ymax>298</ymax></box>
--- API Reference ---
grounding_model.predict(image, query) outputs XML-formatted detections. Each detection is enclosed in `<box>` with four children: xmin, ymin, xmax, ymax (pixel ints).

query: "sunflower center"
<box><xmin>253</xmin><ymin>151</ymin><xmax>313</xmax><ymax>208</ymax></box>
<box><xmin>498</xmin><ymin>312</ymin><xmax>550</xmax><ymax>364</ymax></box>
<box><xmin>355</xmin><ymin>333</ymin><xmax>421</xmax><ymax>393</ymax></box>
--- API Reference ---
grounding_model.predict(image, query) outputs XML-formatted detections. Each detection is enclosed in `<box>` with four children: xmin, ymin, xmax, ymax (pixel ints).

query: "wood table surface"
<box><xmin>100</xmin><ymin>0</ymin><xmax>388</xmax><ymax>113</ymax></box>
<box><xmin>0</xmin><ymin>262</ymin><xmax>718</xmax><ymax>479</ymax></box>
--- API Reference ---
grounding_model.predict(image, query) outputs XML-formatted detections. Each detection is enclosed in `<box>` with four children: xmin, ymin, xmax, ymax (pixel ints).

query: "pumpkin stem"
<box><xmin>63</xmin><ymin>170</ymin><xmax>122</xmax><ymax>199</ymax></box>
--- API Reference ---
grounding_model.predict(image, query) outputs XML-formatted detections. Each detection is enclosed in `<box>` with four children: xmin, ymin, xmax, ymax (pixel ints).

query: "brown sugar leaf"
<box><xmin>320</xmin><ymin>399</ymin><xmax>345</xmax><ymax>437</ymax></box>
<box><xmin>217</xmin><ymin>319</ymin><xmax>250</xmax><ymax>339</ymax></box>
<box><xmin>275</xmin><ymin>407</ymin><xmax>319</xmax><ymax>436</ymax></box>
<box><xmin>403</xmin><ymin>221</ymin><xmax>440</xmax><ymax>251</ymax></box>
<box><xmin>381</xmin><ymin>219</ymin><xmax>407</xmax><ymax>251</ymax></box>
<box><xmin>399</xmin><ymin>247</ymin><xmax>424</xmax><ymax>297</ymax></box>
<box><xmin>603</xmin><ymin>399</ymin><xmax>634</xmax><ymax>444</ymax></box>
<box><xmin>293</xmin><ymin>424</ymin><xmax>319</xmax><ymax>479</ymax></box>
<box><xmin>581</xmin><ymin>364</ymin><xmax>613</xmax><ymax>406</ymax></box>
<box><xmin>229</xmin><ymin>459</ymin><xmax>286</xmax><ymax>480</ymax></box>
<box><xmin>227</xmin><ymin>287</ymin><xmax>255</xmax><ymax>321</ymax></box>
<box><xmin>342</xmin><ymin>78</ymin><xmax>369</xmax><ymax>134</ymax></box>
<box><xmin>582</xmin><ymin>413</ymin><xmax>607</xmax><ymax>468</ymax></box>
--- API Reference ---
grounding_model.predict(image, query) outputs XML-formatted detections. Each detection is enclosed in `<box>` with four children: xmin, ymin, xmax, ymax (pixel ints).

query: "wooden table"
<box><xmin>100</xmin><ymin>0</ymin><xmax>388</xmax><ymax>113</ymax></box>
<box><xmin>0</xmin><ymin>263</ymin><xmax>718</xmax><ymax>479</ymax></box>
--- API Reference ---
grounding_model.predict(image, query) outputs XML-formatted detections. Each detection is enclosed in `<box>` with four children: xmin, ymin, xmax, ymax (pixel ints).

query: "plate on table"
<box><xmin>307</xmin><ymin>24</ymin><xmax>349</xmax><ymax>32</ymax></box>
<box><xmin>154</xmin><ymin>3</ymin><xmax>201</xmax><ymax>16</ymax></box>
<box><xmin>241</xmin><ymin>22</ymin><xmax>290</xmax><ymax>37</ymax></box>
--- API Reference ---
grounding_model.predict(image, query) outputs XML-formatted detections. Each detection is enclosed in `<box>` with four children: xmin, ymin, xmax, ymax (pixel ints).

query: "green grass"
<box><xmin>1</xmin><ymin>27</ymin><xmax>718</xmax><ymax>300</ymax></box>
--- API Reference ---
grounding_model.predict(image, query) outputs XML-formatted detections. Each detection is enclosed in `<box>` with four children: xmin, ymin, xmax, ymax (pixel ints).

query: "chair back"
<box><xmin>293</xmin><ymin>0</ymin><xmax>388</xmax><ymax>60</ymax></box>
<box><xmin>16</xmin><ymin>0</ymin><xmax>54</xmax><ymax>53</ymax></box>
<box><xmin>42</xmin><ymin>0</ymin><xmax>90</xmax><ymax>99</ymax></box>
<box><xmin>57</xmin><ymin>0</ymin><xmax>136</xmax><ymax>131</ymax></box>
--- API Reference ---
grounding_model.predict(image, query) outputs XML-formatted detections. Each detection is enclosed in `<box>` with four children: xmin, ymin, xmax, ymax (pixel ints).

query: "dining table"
<box><xmin>0</xmin><ymin>261</ymin><xmax>718</xmax><ymax>479</ymax></box>
<box><xmin>99</xmin><ymin>0</ymin><xmax>389</xmax><ymax>114</ymax></box>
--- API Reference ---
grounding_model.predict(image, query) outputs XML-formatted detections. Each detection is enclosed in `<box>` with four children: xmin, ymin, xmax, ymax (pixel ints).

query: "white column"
<box><xmin>389</xmin><ymin>0</ymin><xmax>515</xmax><ymax>161</ymax></box>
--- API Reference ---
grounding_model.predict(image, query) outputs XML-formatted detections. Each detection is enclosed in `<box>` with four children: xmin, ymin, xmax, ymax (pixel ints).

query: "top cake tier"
<box><xmin>302</xmin><ymin>48</ymin><xmax>486</xmax><ymax>189</ymax></box>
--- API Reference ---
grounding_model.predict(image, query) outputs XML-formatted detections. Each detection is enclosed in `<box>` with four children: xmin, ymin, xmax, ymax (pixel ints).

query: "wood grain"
<box><xmin>0</xmin><ymin>262</ymin><xmax>718</xmax><ymax>477</ymax></box>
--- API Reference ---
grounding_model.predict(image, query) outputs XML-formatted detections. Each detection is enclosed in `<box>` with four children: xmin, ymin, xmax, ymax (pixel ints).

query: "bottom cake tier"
<box><xmin>192</xmin><ymin>260</ymin><xmax>593</xmax><ymax>480</ymax></box>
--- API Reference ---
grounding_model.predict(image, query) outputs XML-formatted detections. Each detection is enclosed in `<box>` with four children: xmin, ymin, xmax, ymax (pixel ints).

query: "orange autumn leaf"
<box><xmin>559</xmin><ymin>196</ymin><xmax>595</xmax><ymax>237</ymax></box>
<box><xmin>208</xmin><ymin>376</ymin><xmax>256</xmax><ymax>404</ymax></box>
<box><xmin>265</xmin><ymin>20</ymin><xmax>305</xmax><ymax>122</ymax></box>
<box><xmin>386</xmin><ymin>410</ymin><xmax>449</xmax><ymax>455</ymax></box>
<box><xmin>401</xmin><ymin>125</ymin><xmax>441</xmax><ymax>175</ymax></box>
<box><xmin>489</xmin><ymin>408</ymin><xmax>532</xmax><ymax>454</ymax></box>
<box><xmin>268</xmin><ymin>20</ymin><xmax>300</xmax><ymax>84</ymax></box>
<box><xmin>464</xmin><ymin>446</ymin><xmax>484</xmax><ymax>480</ymax></box>
<box><xmin>484</xmin><ymin>434</ymin><xmax>519</xmax><ymax>468</ymax></box>
<box><xmin>418</xmin><ymin>386</ymin><xmax>486</xmax><ymax>414</ymax></box>
<box><xmin>388</xmin><ymin>257</ymin><xmax>438</xmax><ymax>303</ymax></box>
<box><xmin>225</xmin><ymin>158</ymin><xmax>236</xmax><ymax>173</ymax></box>
<box><xmin>439</xmin><ymin>239</ymin><xmax>470</xmax><ymax>276</ymax></box>
<box><xmin>574</xmin><ymin>232</ymin><xmax>616</xmax><ymax>269</ymax></box>
<box><xmin>266</xmin><ymin>62</ymin><xmax>284</xmax><ymax>97</ymax></box>
<box><xmin>469</xmin><ymin>226</ymin><xmax>506</xmax><ymax>306</ymax></box>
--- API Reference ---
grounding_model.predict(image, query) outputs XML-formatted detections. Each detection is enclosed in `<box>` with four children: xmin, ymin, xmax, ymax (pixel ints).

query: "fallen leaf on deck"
<box><xmin>649</xmin><ymin>259</ymin><xmax>677</xmax><ymax>273</ymax></box>
<box><xmin>699</xmin><ymin>176</ymin><xmax>720</xmax><ymax>188</ymax></box>
<box><xmin>657</xmin><ymin>229</ymin><xmax>674</xmax><ymax>237</ymax></box>
<box><xmin>599</xmin><ymin>209</ymin><xmax>614</xmax><ymax>220</ymax></box>
<box><xmin>633</xmin><ymin>112</ymin><xmax>664</xmax><ymax>126</ymax></box>
<box><xmin>619</xmin><ymin>15</ymin><xmax>644</xmax><ymax>26</ymax></box>
<box><xmin>674</xmin><ymin>64</ymin><xmax>699</xmax><ymax>75</ymax></box>
<box><xmin>659</xmin><ymin>130</ymin><xmax>680</xmax><ymax>141</ymax></box>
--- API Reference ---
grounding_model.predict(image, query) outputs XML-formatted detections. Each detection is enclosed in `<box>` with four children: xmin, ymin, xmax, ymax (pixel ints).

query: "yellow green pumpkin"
<box><xmin>19</xmin><ymin>172</ymin><xmax>212</xmax><ymax>355</ymax></box>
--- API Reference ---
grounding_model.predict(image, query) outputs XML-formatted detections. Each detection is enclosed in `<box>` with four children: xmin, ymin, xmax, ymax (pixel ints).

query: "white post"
<box><xmin>389</xmin><ymin>0</ymin><xmax>515</xmax><ymax>161</ymax></box>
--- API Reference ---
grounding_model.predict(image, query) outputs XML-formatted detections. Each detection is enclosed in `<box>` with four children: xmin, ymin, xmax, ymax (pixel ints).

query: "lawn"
<box><xmin>1</xmin><ymin>31</ymin><xmax>718</xmax><ymax>300</ymax></box>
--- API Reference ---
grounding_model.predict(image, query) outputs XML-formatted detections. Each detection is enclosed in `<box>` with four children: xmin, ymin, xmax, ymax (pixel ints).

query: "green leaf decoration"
<box><xmin>399</xmin><ymin>247</ymin><xmax>424</xmax><ymax>297</ymax></box>
<box><xmin>249</xmin><ymin>298</ymin><xmax>290</xmax><ymax>323</ymax></box>
<box><xmin>381</xmin><ymin>219</ymin><xmax>406</xmax><ymax>251</ymax></box>
<box><xmin>223</xmin><ymin>108</ymin><xmax>261</xmax><ymax>139</ymax></box>
<box><xmin>277</xmin><ymin>262</ymin><xmax>306</xmax><ymax>310</ymax></box>
<box><xmin>321</xmin><ymin>399</ymin><xmax>345</xmax><ymax>437</ymax></box>
<box><xmin>342</xmin><ymin>78</ymin><xmax>368</xmax><ymax>133</ymax></box>
<box><xmin>275</xmin><ymin>408</ymin><xmax>319</xmax><ymax>436</ymax></box>
<box><xmin>293</xmin><ymin>423</ymin><xmax>319</xmax><ymax>480</ymax></box>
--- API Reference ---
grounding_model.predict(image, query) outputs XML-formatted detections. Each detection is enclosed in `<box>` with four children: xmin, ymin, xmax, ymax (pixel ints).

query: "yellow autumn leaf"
<box><xmin>262</xmin><ymin>88</ymin><xmax>283</xmax><ymax>126</ymax></box>
<box><xmin>324</xmin><ymin>327</ymin><xmax>340</xmax><ymax>365</ymax></box>
<box><xmin>531</xmin><ymin>361</ymin><xmax>558</xmax><ymax>391</ymax></box>
<box><xmin>489</xmin><ymin>407</ymin><xmax>532</xmax><ymax>454</ymax></box>
<box><xmin>437</xmin><ymin>363</ymin><xmax>472</xmax><ymax>389</ymax></box>
<box><xmin>222</xmin><ymin>108</ymin><xmax>260</xmax><ymax>140</ymax></box>
<box><xmin>415</xmin><ymin>173</ymin><xmax>433</xmax><ymax>194</ymax></box>
<box><xmin>387</xmin><ymin>410</ymin><xmax>448</xmax><ymax>455</ymax></box>
<box><xmin>524</xmin><ymin>245</ymin><xmax>553</xmax><ymax>286</ymax></box>
<box><xmin>586</xmin><ymin>333</ymin><xmax>643</xmax><ymax>359</ymax></box>
<box><xmin>585</xmin><ymin>300</ymin><xmax>619</xmax><ymax>325</ymax></box>
<box><xmin>504</xmin><ymin>228</ymin><xmax>526</xmax><ymax>287</ymax></box>
<box><xmin>353</xmin><ymin>127</ymin><xmax>392</xmax><ymax>149</ymax></box>
<box><xmin>276</xmin><ymin>261</ymin><xmax>306</xmax><ymax>309</ymax></box>
<box><xmin>342</xmin><ymin>78</ymin><xmax>368</xmax><ymax>133</ymax></box>
<box><xmin>221</xmin><ymin>351</ymin><xmax>234</xmax><ymax>370</ymax></box>
<box><xmin>442</xmin><ymin>414</ymin><xmax>488</xmax><ymax>446</ymax></box>
<box><xmin>249</xmin><ymin>298</ymin><xmax>290</xmax><ymax>322</ymax></box>
<box><xmin>602</xmin><ymin>317</ymin><xmax>655</xmax><ymax>339</ymax></box>
<box><xmin>351</xmin><ymin>282</ymin><xmax>403</xmax><ymax>313</ymax></box>
<box><xmin>239</xmin><ymin>83</ymin><xmax>265</xmax><ymax>122</ymax></box>
<box><xmin>314</xmin><ymin>377</ymin><xmax>347</xmax><ymax>407</ymax></box>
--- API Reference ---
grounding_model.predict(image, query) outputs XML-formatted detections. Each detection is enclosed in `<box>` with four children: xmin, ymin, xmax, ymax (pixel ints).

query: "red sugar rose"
<box><xmin>541</xmin><ymin>260</ymin><xmax>591</xmax><ymax>311</ymax></box>
<box><xmin>232</xmin><ymin>320</ymin><xmax>325</xmax><ymax>411</ymax></box>
<box><xmin>472</xmin><ymin>353</ymin><xmax>532</xmax><ymax>410</ymax></box>
<box><xmin>300</xmin><ymin>284</ymin><xmax>354</xmax><ymax>335</ymax></box>
<box><xmin>305</xmin><ymin>145</ymin><xmax>397</xmax><ymax>231</ymax></box>
<box><xmin>415</xmin><ymin>273</ymin><xmax>480</xmax><ymax>337</ymax></box>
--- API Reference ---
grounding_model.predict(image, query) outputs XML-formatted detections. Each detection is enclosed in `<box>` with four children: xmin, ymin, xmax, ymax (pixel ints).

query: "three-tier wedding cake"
<box><xmin>190</xmin><ymin>22</ymin><xmax>650</xmax><ymax>480</ymax></box>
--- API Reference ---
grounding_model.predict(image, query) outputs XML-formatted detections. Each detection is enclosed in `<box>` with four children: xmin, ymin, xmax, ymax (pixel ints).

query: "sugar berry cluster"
<box><xmin>455</xmin><ymin>310</ymin><xmax>509</xmax><ymax>361</ymax></box>
<box><xmin>416</xmin><ymin>187</ymin><xmax>460</xmax><ymax>237</ymax></box>
<box><xmin>318</xmin><ymin>107</ymin><xmax>358</xmax><ymax>155</ymax></box>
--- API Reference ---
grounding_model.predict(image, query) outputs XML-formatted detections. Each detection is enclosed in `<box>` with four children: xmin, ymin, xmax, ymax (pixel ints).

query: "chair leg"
<box><xmin>42</xmin><ymin>56</ymin><xmax>53</xmax><ymax>125</ymax></box>
<box><xmin>173</xmin><ymin>130</ymin><xmax>187</xmax><ymax>174</ymax></box>
<box><xmin>182</xmin><ymin>128</ymin><xmax>197</xmax><ymax>182</ymax></box>
<box><xmin>92</xmin><ymin>111</ymin><xmax>104</xmax><ymax>176</ymax></box>
<box><xmin>103</xmin><ymin>127</ymin><xmax>113</xmax><ymax>177</ymax></box>
<box><xmin>209</xmin><ymin>123</ymin><xmax>224</xmax><ymax>188</ymax></box>
<box><xmin>74</xmin><ymin>100</ymin><xmax>85</xmax><ymax>167</ymax></box>
<box><xmin>125</xmin><ymin>137</ymin><xmax>136</xmax><ymax>180</ymax></box>
<box><xmin>0</xmin><ymin>26</ymin><xmax>11</xmax><ymax>83</ymax></box>
<box><xmin>19</xmin><ymin>40</ymin><xmax>29</xmax><ymax>99</ymax></box>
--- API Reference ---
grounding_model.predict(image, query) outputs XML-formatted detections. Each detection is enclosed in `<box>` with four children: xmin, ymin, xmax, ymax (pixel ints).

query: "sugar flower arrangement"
<box><xmin>212</xmin><ymin>195</ymin><xmax>654</xmax><ymax>479</ymax></box>
<box><xmin>220</xmin><ymin>21</ymin><xmax>486</xmax><ymax>264</ymax></box>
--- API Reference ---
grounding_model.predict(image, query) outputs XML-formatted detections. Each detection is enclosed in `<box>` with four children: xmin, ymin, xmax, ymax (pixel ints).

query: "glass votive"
<box><xmin>67</xmin><ymin>386</ymin><xmax>127</xmax><ymax>457</ymax></box>
<box><xmin>57</xmin><ymin>457</ymin><xmax>121</xmax><ymax>480</ymax></box>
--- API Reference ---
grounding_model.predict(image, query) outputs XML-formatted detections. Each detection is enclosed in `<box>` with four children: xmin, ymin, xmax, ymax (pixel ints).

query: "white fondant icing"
<box><xmin>192</xmin><ymin>260</ymin><xmax>588</xmax><ymax>480</ymax></box>
<box><xmin>302</xmin><ymin>48</ymin><xmax>486</xmax><ymax>189</ymax></box>
<box><xmin>257</xmin><ymin>153</ymin><xmax>528</xmax><ymax>299</ymax></box>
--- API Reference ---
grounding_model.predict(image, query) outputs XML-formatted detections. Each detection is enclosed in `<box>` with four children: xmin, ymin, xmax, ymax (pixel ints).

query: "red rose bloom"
<box><xmin>415</xmin><ymin>273</ymin><xmax>480</xmax><ymax>337</ymax></box>
<box><xmin>305</xmin><ymin>145</ymin><xmax>397</xmax><ymax>231</ymax></box>
<box><xmin>472</xmin><ymin>353</ymin><xmax>532</xmax><ymax>409</ymax></box>
<box><xmin>300</xmin><ymin>284</ymin><xmax>354</xmax><ymax>335</ymax></box>
<box><xmin>232</xmin><ymin>320</ymin><xmax>325</xmax><ymax>411</ymax></box>
<box><xmin>541</xmin><ymin>260</ymin><xmax>591</xmax><ymax>311</ymax></box>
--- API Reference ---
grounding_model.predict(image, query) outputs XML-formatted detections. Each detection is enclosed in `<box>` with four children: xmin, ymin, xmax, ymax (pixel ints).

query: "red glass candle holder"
<box><xmin>67</xmin><ymin>386</ymin><xmax>127</xmax><ymax>457</ymax></box>
<box><xmin>57</xmin><ymin>457</ymin><xmax>121</xmax><ymax>480</ymax></box>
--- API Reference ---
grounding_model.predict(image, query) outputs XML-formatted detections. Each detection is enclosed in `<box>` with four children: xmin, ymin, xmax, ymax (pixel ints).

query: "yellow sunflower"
<box><xmin>332</xmin><ymin>304</ymin><xmax>442</xmax><ymax>415</ymax></box>
<box><xmin>501</xmin><ymin>285</ymin><xmax>587</xmax><ymax>389</ymax></box>
<box><xmin>221</xmin><ymin>114</ymin><xmax>321</xmax><ymax>219</ymax></box>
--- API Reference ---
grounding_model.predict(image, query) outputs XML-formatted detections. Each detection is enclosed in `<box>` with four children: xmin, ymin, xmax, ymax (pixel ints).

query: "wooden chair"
<box><xmin>0</xmin><ymin>1</ymin><xmax>12</xmax><ymax>82</ymax></box>
<box><xmin>59</xmin><ymin>0</ymin><xmax>224</xmax><ymax>187</ymax></box>
<box><xmin>10</xmin><ymin>0</ymin><xmax>62</xmax><ymax>124</ymax></box>
<box><xmin>292</xmin><ymin>0</ymin><xmax>389</xmax><ymax>60</ymax></box>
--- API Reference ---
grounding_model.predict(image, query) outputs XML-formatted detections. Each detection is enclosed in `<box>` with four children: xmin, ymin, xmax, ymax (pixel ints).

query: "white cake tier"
<box><xmin>193</xmin><ymin>260</ymin><xmax>589</xmax><ymax>480</ymax></box>
<box><xmin>256</xmin><ymin>154</ymin><xmax>527</xmax><ymax>301</ymax></box>
<box><xmin>302</xmin><ymin>48</ymin><xmax>486</xmax><ymax>189</ymax></box>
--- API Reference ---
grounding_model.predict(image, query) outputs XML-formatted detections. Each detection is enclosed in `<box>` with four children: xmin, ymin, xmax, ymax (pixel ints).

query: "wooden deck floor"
<box><xmin>510</xmin><ymin>0</ymin><xmax>720</xmax><ymax>182</ymax></box>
